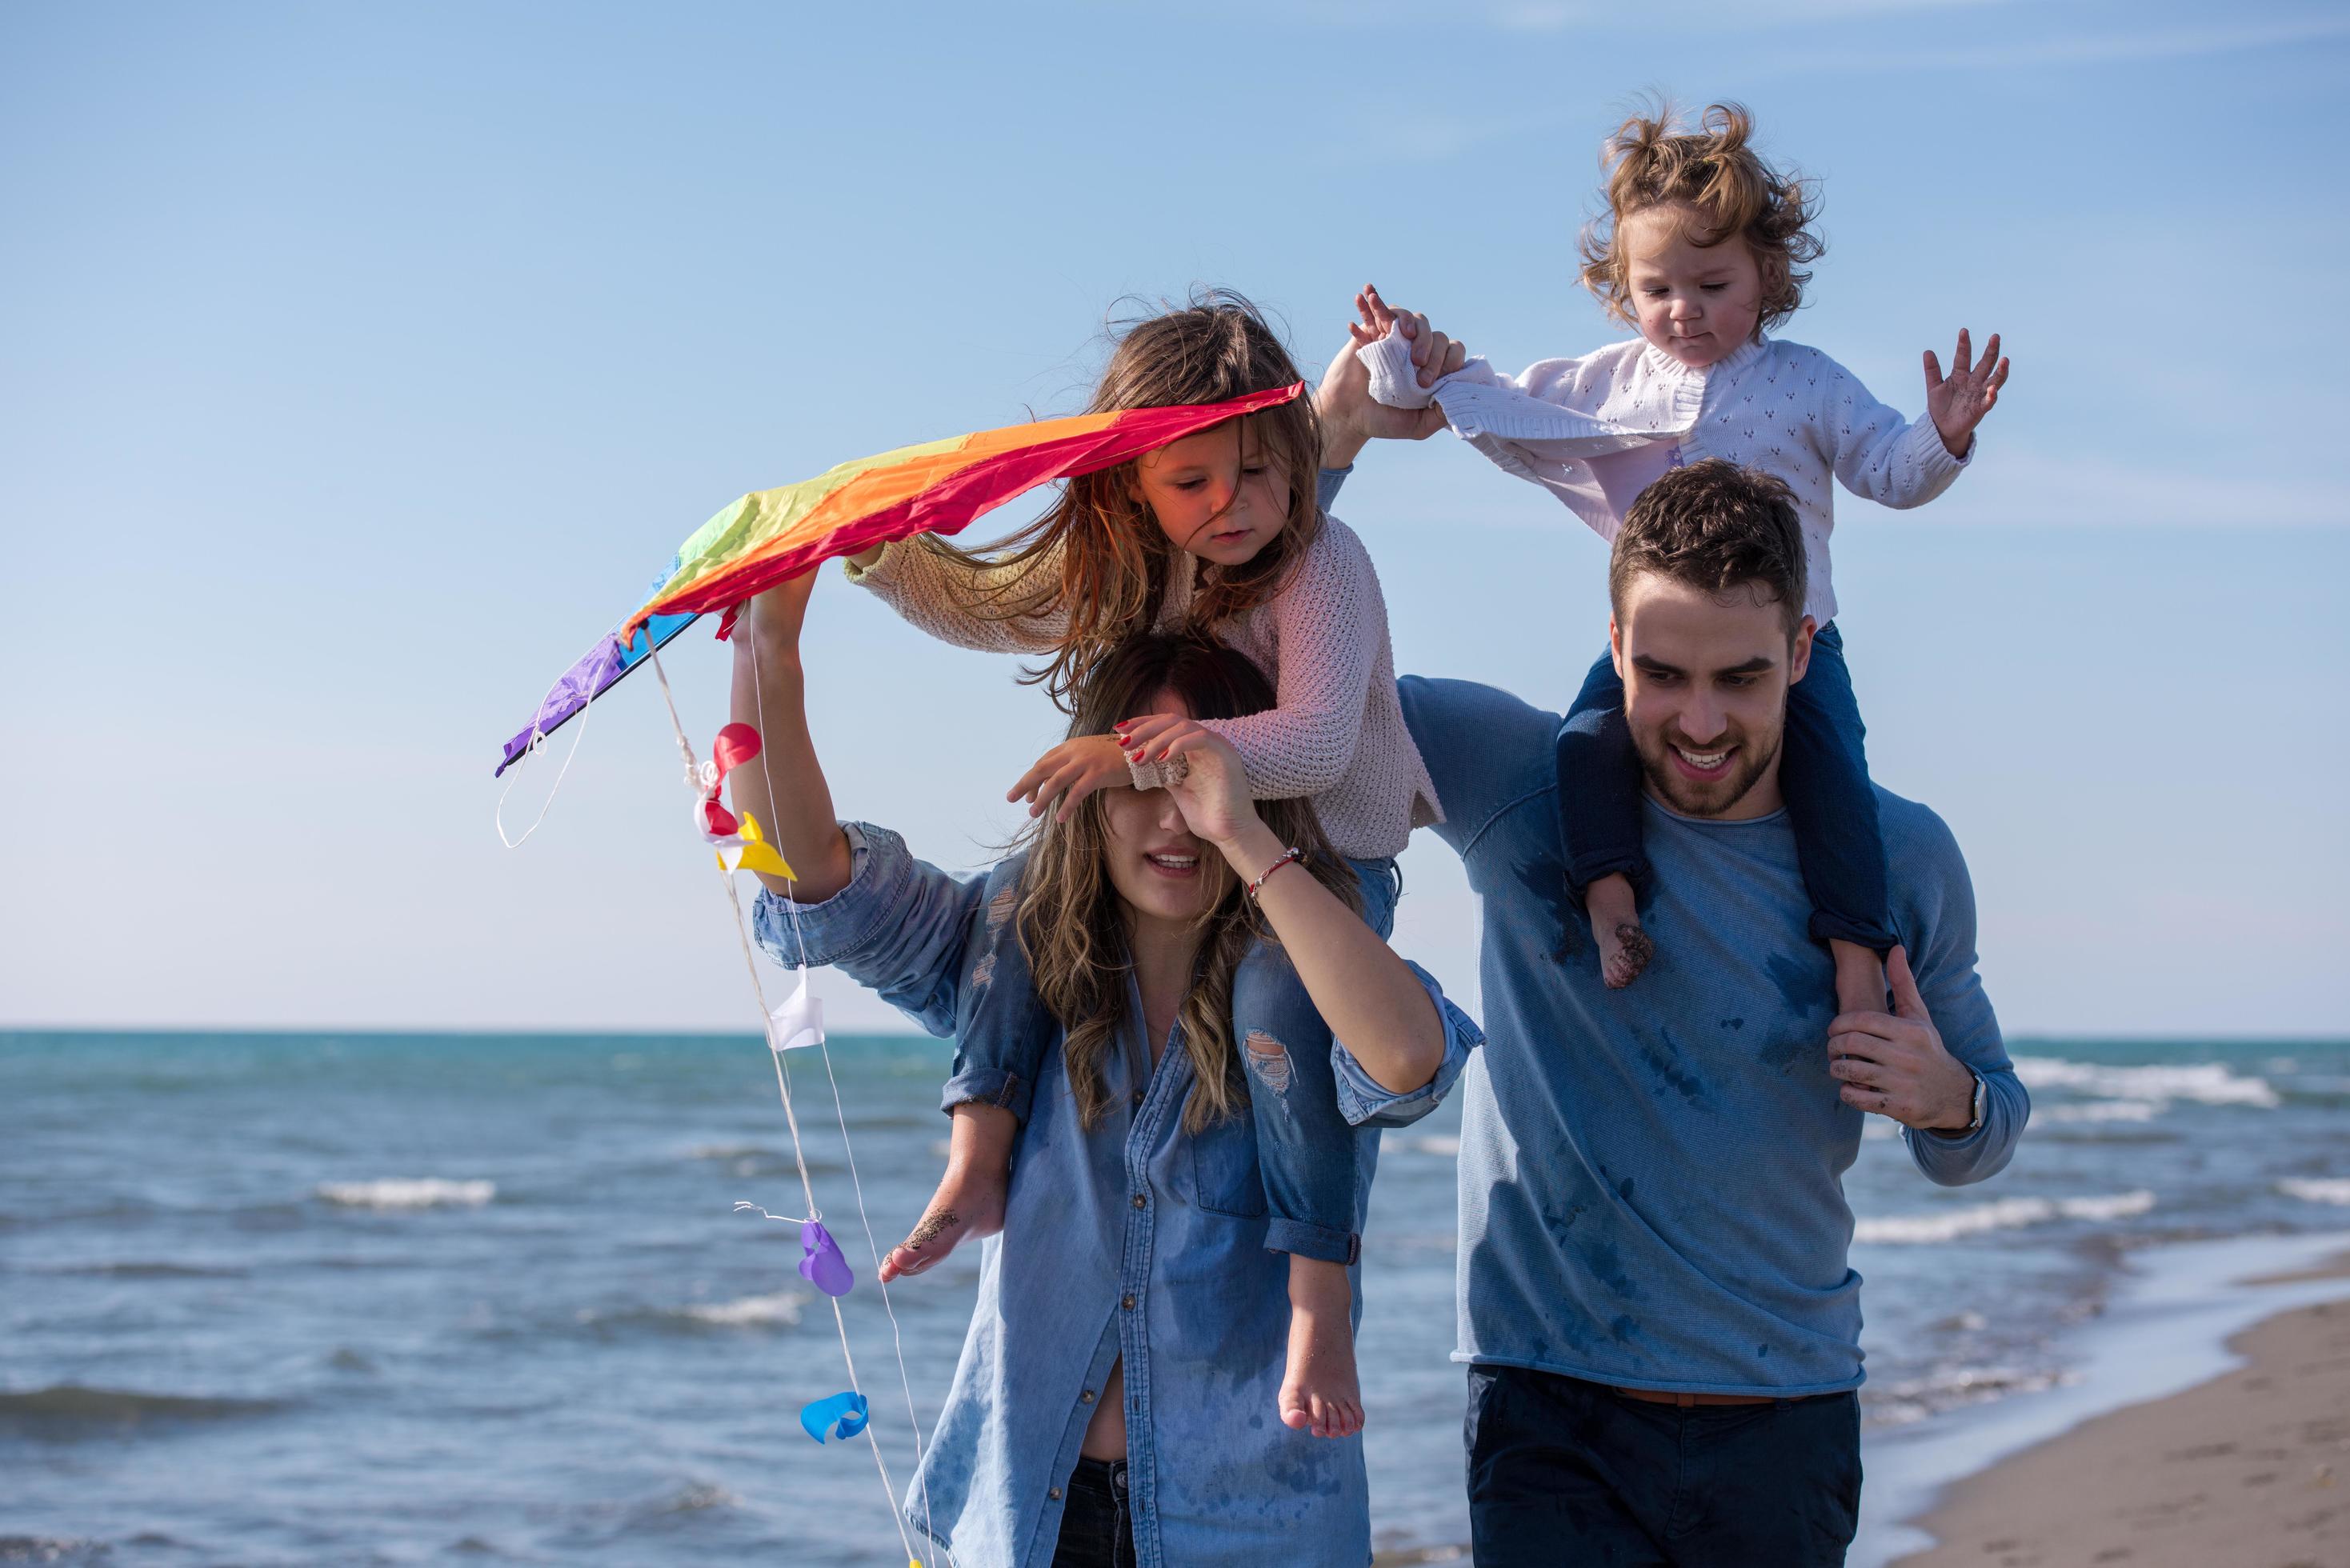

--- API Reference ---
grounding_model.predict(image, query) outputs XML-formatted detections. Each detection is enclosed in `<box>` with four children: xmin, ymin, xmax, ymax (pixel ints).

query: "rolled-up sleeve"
<box><xmin>751</xmin><ymin>823</ymin><xmax>985</xmax><ymax>1040</ymax></box>
<box><xmin>1331</xmin><ymin>959</ymin><xmax>1483</xmax><ymax>1128</ymax></box>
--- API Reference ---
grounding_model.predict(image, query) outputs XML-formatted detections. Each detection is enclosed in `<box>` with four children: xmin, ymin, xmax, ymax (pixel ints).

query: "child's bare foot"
<box><xmin>879</xmin><ymin>1102</ymin><xmax>1014</xmax><ymax>1282</ymax></box>
<box><xmin>1278</xmin><ymin>1258</ymin><xmax>1363</xmax><ymax>1439</ymax></box>
<box><xmin>1830</xmin><ymin>938</ymin><xmax>1888</xmax><ymax>1019</ymax></box>
<box><xmin>1586</xmin><ymin>873</ymin><xmax>1652</xmax><ymax>989</ymax></box>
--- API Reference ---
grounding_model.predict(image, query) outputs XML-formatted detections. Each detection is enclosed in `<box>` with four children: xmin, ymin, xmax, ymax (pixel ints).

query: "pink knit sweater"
<box><xmin>843</xmin><ymin>514</ymin><xmax>1442</xmax><ymax>861</ymax></box>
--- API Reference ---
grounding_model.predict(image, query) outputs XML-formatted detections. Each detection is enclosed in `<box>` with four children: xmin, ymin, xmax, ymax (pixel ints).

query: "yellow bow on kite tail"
<box><xmin>715</xmin><ymin>811</ymin><xmax>795</xmax><ymax>881</ymax></box>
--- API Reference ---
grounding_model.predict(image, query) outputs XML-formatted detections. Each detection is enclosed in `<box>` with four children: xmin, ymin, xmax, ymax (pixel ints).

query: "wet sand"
<box><xmin>1896</xmin><ymin>1292</ymin><xmax>2350</xmax><ymax>1567</ymax></box>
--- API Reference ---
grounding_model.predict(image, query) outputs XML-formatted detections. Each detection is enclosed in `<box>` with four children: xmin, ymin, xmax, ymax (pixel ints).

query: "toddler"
<box><xmin>1359</xmin><ymin>102</ymin><xmax>2008</xmax><ymax>1017</ymax></box>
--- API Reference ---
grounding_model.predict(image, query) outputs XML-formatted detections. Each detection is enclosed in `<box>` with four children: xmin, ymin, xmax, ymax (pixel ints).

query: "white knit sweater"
<box><xmin>843</xmin><ymin>514</ymin><xmax>1442</xmax><ymax>861</ymax></box>
<box><xmin>1361</xmin><ymin>326</ymin><xmax>1970</xmax><ymax>623</ymax></box>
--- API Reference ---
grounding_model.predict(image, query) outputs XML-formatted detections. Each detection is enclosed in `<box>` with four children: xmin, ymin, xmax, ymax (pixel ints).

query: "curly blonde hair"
<box><xmin>1579</xmin><ymin>100</ymin><xmax>1824</xmax><ymax>336</ymax></box>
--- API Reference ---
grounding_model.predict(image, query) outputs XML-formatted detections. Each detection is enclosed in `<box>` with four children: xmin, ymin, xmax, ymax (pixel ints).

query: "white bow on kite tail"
<box><xmin>643</xmin><ymin>634</ymin><xmax>944</xmax><ymax>1568</ymax></box>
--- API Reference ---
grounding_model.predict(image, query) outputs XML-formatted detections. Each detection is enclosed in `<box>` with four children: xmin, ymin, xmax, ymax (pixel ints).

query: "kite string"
<box><xmin>783</xmin><ymin>821</ymin><xmax>944</xmax><ymax>1558</ymax></box>
<box><xmin>645</xmin><ymin>638</ymin><xmax>921</xmax><ymax>1568</ymax></box>
<box><xmin>748</xmin><ymin>611</ymin><xmax>942</xmax><ymax>1558</ymax></box>
<box><xmin>494</xmin><ymin>648</ymin><xmax>607</xmax><ymax>850</ymax></box>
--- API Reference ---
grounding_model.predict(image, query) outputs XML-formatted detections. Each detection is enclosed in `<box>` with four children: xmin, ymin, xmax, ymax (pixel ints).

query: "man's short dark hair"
<box><xmin>1609</xmin><ymin>459</ymin><xmax>1808</xmax><ymax>638</ymax></box>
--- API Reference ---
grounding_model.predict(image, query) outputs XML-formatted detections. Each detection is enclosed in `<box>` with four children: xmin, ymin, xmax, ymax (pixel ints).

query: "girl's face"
<box><xmin>1621</xmin><ymin>202</ymin><xmax>1766</xmax><ymax>370</ymax></box>
<box><xmin>1095</xmin><ymin>686</ymin><xmax>1227</xmax><ymax>928</ymax></box>
<box><xmin>1129</xmin><ymin>419</ymin><xmax>1292</xmax><ymax>569</ymax></box>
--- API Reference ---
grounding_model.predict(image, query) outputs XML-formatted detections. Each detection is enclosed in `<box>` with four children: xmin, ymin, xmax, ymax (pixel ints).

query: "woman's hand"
<box><xmin>729</xmin><ymin>567</ymin><xmax>819</xmax><ymax>653</ymax></box>
<box><xmin>1008</xmin><ymin>734</ymin><xmax>1132</xmax><ymax>822</ymax></box>
<box><xmin>1115</xmin><ymin>716</ymin><xmax>1265</xmax><ymax>854</ymax></box>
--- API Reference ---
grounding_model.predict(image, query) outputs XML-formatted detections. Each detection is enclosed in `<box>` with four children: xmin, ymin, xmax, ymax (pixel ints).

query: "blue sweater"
<box><xmin>1392</xmin><ymin>674</ymin><xmax>2028</xmax><ymax>1395</ymax></box>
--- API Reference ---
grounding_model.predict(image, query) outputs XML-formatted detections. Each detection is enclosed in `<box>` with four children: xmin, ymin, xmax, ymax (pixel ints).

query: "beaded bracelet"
<box><xmin>1245</xmin><ymin>846</ymin><xmax>1303</xmax><ymax>902</ymax></box>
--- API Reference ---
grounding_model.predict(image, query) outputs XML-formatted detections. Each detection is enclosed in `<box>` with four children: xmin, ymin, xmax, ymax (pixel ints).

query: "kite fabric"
<box><xmin>494</xmin><ymin>382</ymin><xmax>1306</xmax><ymax>775</ymax></box>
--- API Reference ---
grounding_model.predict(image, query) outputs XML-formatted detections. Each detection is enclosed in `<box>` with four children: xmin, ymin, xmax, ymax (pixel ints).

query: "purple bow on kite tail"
<box><xmin>799</xmin><ymin>1220</ymin><xmax>855</xmax><ymax>1298</ymax></box>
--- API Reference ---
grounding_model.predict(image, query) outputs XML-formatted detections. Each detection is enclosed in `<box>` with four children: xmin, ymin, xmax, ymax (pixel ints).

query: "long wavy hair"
<box><xmin>917</xmin><ymin>290</ymin><xmax>1325</xmax><ymax>712</ymax></box>
<box><xmin>1013</xmin><ymin>634</ymin><xmax>1355</xmax><ymax>1134</ymax></box>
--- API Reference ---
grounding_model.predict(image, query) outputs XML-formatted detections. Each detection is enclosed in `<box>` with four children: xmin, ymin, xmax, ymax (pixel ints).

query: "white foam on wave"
<box><xmin>1409</xmin><ymin>1135</ymin><xmax>1461</xmax><ymax>1157</ymax></box>
<box><xmin>2277</xmin><ymin>1178</ymin><xmax>2350</xmax><ymax>1207</ymax></box>
<box><xmin>2040</xmin><ymin>1098</ymin><xmax>2163</xmax><ymax>1125</ymax></box>
<box><xmin>679</xmin><ymin>1290</ymin><xmax>804</xmax><ymax>1326</ymax></box>
<box><xmin>1855</xmin><ymin>1190</ymin><xmax>2155</xmax><ymax>1245</ymax></box>
<box><xmin>2013</xmin><ymin>1056</ymin><xmax>2280</xmax><ymax>1110</ymax></box>
<box><xmin>315</xmin><ymin>1178</ymin><xmax>495</xmax><ymax>1210</ymax></box>
<box><xmin>1868</xmin><ymin>1365</ymin><xmax>2077</xmax><ymax>1429</ymax></box>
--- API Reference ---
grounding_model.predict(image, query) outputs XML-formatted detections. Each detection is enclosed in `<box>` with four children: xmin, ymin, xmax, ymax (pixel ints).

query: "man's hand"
<box><xmin>1923</xmin><ymin>328</ymin><xmax>2009</xmax><ymax>458</ymax></box>
<box><xmin>1007</xmin><ymin>734</ymin><xmax>1131</xmax><ymax>822</ymax></box>
<box><xmin>1314</xmin><ymin>283</ymin><xmax>1464</xmax><ymax>468</ymax></box>
<box><xmin>1827</xmin><ymin>946</ymin><xmax>1977</xmax><ymax>1132</ymax></box>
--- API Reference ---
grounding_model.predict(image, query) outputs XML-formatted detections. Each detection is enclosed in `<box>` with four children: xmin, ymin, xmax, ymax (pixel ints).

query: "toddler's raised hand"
<box><xmin>1924</xmin><ymin>329</ymin><xmax>2009</xmax><ymax>458</ymax></box>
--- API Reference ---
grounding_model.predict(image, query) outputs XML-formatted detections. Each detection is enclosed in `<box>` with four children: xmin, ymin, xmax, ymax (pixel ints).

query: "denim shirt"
<box><xmin>753</xmin><ymin>825</ymin><xmax>1479</xmax><ymax>1568</ymax></box>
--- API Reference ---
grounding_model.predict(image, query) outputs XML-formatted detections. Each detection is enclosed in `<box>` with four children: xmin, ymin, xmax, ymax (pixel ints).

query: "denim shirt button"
<box><xmin>1048</xmin><ymin>1486</ymin><xmax>1061</xmax><ymax>1501</ymax></box>
<box><xmin>1131</xmin><ymin>1090</ymin><xmax>1143</xmax><ymax>1106</ymax></box>
<box><xmin>1132</xmin><ymin>1193</ymin><xmax>1147</xmax><ymax>1210</ymax></box>
<box><xmin>1122</xmin><ymin>1294</ymin><xmax>1136</xmax><ymax>1310</ymax></box>
<box><xmin>1080</xmin><ymin>1388</ymin><xmax>1095</xmax><ymax>1403</ymax></box>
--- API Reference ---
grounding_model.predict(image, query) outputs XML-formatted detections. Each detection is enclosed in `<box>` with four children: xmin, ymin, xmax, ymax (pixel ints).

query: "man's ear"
<box><xmin>1788</xmin><ymin>615</ymin><xmax>1816</xmax><ymax>686</ymax></box>
<box><xmin>1609</xmin><ymin>614</ymin><xmax>1627</xmax><ymax>681</ymax></box>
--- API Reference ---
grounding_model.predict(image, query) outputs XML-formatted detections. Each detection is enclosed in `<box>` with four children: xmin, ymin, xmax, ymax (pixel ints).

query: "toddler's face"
<box><xmin>1130</xmin><ymin>418</ymin><xmax>1292</xmax><ymax>570</ymax></box>
<box><xmin>1621</xmin><ymin>202</ymin><xmax>1765</xmax><ymax>370</ymax></box>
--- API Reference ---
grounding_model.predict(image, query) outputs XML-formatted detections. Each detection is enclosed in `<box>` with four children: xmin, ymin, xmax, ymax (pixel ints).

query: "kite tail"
<box><xmin>644</xmin><ymin>638</ymin><xmax>938</xmax><ymax>1568</ymax></box>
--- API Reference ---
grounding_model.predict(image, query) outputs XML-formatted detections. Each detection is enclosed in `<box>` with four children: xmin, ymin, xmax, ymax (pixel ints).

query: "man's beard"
<box><xmin>1635</xmin><ymin>723</ymin><xmax>1783</xmax><ymax>818</ymax></box>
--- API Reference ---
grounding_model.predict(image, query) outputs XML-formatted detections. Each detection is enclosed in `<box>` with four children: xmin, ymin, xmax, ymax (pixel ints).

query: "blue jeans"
<box><xmin>1050</xmin><ymin>1457</ymin><xmax>1135</xmax><ymax>1568</ymax></box>
<box><xmin>1553</xmin><ymin>622</ymin><xmax>1895</xmax><ymax>951</ymax></box>
<box><xmin>946</xmin><ymin>854</ymin><xmax>1400</xmax><ymax>1266</ymax></box>
<box><xmin>1465</xmin><ymin>1365</ymin><xmax>1861</xmax><ymax>1566</ymax></box>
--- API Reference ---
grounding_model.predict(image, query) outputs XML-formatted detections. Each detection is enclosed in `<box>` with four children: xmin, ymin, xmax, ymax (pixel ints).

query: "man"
<box><xmin>1332</xmin><ymin>456</ymin><xmax>2028</xmax><ymax>1566</ymax></box>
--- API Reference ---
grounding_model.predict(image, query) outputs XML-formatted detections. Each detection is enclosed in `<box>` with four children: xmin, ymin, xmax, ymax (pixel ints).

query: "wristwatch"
<box><xmin>1961</xmin><ymin>1067</ymin><xmax>1987</xmax><ymax>1133</ymax></box>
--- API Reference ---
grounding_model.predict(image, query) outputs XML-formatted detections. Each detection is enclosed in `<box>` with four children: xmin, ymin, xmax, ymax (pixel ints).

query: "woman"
<box><xmin>728</xmin><ymin>567</ymin><xmax>1479</xmax><ymax>1567</ymax></box>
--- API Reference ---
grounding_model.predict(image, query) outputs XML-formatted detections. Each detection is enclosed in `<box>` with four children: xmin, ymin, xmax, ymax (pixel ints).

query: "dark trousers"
<box><xmin>1051</xmin><ymin>1455</ymin><xmax>1135</xmax><ymax>1568</ymax></box>
<box><xmin>1465</xmin><ymin>1365</ymin><xmax>1861</xmax><ymax>1567</ymax></box>
<box><xmin>1554</xmin><ymin>621</ymin><xmax>1896</xmax><ymax>952</ymax></box>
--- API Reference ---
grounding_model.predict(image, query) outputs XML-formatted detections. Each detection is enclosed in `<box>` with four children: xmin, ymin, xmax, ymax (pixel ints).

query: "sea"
<box><xmin>5</xmin><ymin>1030</ymin><xmax>2348</xmax><ymax>1566</ymax></box>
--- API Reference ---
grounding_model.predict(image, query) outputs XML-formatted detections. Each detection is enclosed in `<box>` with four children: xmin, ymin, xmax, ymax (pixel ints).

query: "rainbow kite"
<box><xmin>494</xmin><ymin>382</ymin><xmax>1304</xmax><ymax>775</ymax></box>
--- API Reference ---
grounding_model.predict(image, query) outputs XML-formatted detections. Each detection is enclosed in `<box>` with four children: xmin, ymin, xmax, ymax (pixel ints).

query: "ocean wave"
<box><xmin>0</xmin><ymin>1538</ymin><xmax>112</xmax><ymax>1565</ymax></box>
<box><xmin>2012</xmin><ymin>1056</ymin><xmax>2280</xmax><ymax>1110</ymax></box>
<box><xmin>2277</xmin><ymin>1177</ymin><xmax>2350</xmax><ymax>1206</ymax></box>
<box><xmin>0</xmin><ymin>1383</ymin><xmax>285</xmax><ymax>1433</ymax></box>
<box><xmin>2039</xmin><ymin>1098</ymin><xmax>2163</xmax><ymax>1124</ymax></box>
<box><xmin>43</xmin><ymin>1261</ymin><xmax>246</xmax><ymax>1278</ymax></box>
<box><xmin>636</xmin><ymin>1482</ymin><xmax>739</xmax><ymax>1518</ymax></box>
<box><xmin>1864</xmin><ymin>1364</ymin><xmax>2076</xmax><ymax>1428</ymax></box>
<box><xmin>316</xmin><ymin>1178</ymin><xmax>494</xmax><ymax>1210</ymax></box>
<box><xmin>684</xmin><ymin>1143</ymin><xmax>779</xmax><ymax>1162</ymax></box>
<box><xmin>1854</xmin><ymin>1190</ymin><xmax>2156</xmax><ymax>1245</ymax></box>
<box><xmin>678</xmin><ymin>1291</ymin><xmax>805</xmax><ymax>1327</ymax></box>
<box><xmin>1408</xmin><ymin>1135</ymin><xmax>1460</xmax><ymax>1157</ymax></box>
<box><xmin>576</xmin><ymin>1290</ymin><xmax>809</xmax><ymax>1333</ymax></box>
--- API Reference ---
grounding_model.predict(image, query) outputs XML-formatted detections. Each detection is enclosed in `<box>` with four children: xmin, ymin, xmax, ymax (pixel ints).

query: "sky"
<box><xmin>5</xmin><ymin>1</ymin><xmax>2346</xmax><ymax>1038</ymax></box>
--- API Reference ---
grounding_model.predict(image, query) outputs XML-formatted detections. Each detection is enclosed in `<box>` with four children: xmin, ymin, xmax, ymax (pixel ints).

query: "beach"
<box><xmin>1895</xmin><ymin>1264</ymin><xmax>2350</xmax><ymax>1567</ymax></box>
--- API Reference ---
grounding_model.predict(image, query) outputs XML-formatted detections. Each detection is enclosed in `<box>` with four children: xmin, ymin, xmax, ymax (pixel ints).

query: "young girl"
<box><xmin>728</xmin><ymin>577</ymin><xmax>1478</xmax><ymax>1566</ymax></box>
<box><xmin>1355</xmin><ymin>102</ymin><xmax>2009</xmax><ymax>1018</ymax></box>
<box><xmin>838</xmin><ymin>291</ymin><xmax>1455</xmax><ymax>1439</ymax></box>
